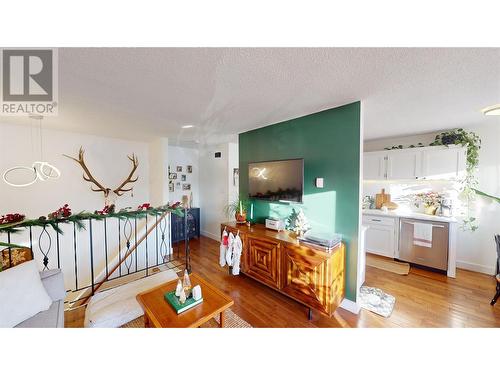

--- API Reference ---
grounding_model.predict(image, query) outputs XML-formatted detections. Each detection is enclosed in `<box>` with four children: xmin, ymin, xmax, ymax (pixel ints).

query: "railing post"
<box><xmin>56</xmin><ymin>223</ymin><xmax>61</xmax><ymax>269</ymax></box>
<box><xmin>39</xmin><ymin>226</ymin><xmax>51</xmax><ymax>271</ymax></box>
<box><xmin>29</xmin><ymin>227</ymin><xmax>34</xmax><ymax>259</ymax></box>
<box><xmin>145</xmin><ymin>215</ymin><xmax>148</xmax><ymax>276</ymax></box>
<box><xmin>89</xmin><ymin>219</ymin><xmax>95</xmax><ymax>296</ymax></box>
<box><xmin>155</xmin><ymin>214</ymin><xmax>159</xmax><ymax>266</ymax></box>
<box><xmin>73</xmin><ymin>222</ymin><xmax>78</xmax><ymax>291</ymax></box>
<box><xmin>134</xmin><ymin>217</ymin><xmax>138</xmax><ymax>272</ymax></box>
<box><xmin>7</xmin><ymin>232</ymin><xmax>12</xmax><ymax>268</ymax></box>
<box><xmin>184</xmin><ymin>208</ymin><xmax>191</xmax><ymax>274</ymax></box>
<box><xmin>104</xmin><ymin>218</ymin><xmax>108</xmax><ymax>278</ymax></box>
<box><xmin>118</xmin><ymin>219</ymin><xmax>122</xmax><ymax>277</ymax></box>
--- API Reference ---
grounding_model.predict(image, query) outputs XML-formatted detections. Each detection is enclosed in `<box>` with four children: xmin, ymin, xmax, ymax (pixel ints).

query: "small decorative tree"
<box><xmin>286</xmin><ymin>208</ymin><xmax>311</xmax><ymax>237</ymax></box>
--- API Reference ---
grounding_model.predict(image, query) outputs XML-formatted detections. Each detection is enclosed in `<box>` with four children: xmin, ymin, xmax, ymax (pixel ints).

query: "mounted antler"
<box><xmin>113</xmin><ymin>154</ymin><xmax>139</xmax><ymax>196</ymax></box>
<box><xmin>64</xmin><ymin>147</ymin><xmax>139</xmax><ymax>199</ymax></box>
<box><xmin>64</xmin><ymin>147</ymin><xmax>111</xmax><ymax>197</ymax></box>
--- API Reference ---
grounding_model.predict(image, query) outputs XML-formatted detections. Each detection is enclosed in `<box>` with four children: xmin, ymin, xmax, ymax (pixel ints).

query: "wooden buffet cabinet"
<box><xmin>221</xmin><ymin>222</ymin><xmax>345</xmax><ymax>317</ymax></box>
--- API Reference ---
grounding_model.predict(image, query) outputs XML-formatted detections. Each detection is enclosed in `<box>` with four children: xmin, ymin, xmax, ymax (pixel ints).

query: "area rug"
<box><xmin>120</xmin><ymin>308</ymin><xmax>252</xmax><ymax>328</ymax></box>
<box><xmin>359</xmin><ymin>286</ymin><xmax>396</xmax><ymax>318</ymax></box>
<box><xmin>366</xmin><ymin>254</ymin><xmax>410</xmax><ymax>275</ymax></box>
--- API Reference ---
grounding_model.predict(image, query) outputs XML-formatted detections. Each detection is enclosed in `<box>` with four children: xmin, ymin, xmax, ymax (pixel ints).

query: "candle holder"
<box><xmin>246</xmin><ymin>220</ymin><xmax>255</xmax><ymax>227</ymax></box>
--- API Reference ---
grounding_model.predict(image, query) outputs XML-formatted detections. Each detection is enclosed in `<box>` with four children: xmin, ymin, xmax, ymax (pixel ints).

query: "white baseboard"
<box><xmin>456</xmin><ymin>260</ymin><xmax>495</xmax><ymax>275</ymax></box>
<box><xmin>339</xmin><ymin>298</ymin><xmax>361</xmax><ymax>315</ymax></box>
<box><xmin>200</xmin><ymin>230</ymin><xmax>219</xmax><ymax>241</ymax></box>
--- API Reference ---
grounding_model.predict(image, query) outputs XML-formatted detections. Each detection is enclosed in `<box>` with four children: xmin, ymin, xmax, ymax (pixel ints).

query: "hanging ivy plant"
<box><xmin>429</xmin><ymin>128</ymin><xmax>481</xmax><ymax>231</ymax></box>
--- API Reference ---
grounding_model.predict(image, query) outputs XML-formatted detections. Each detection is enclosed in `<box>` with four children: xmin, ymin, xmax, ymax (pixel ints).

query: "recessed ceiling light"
<box><xmin>481</xmin><ymin>104</ymin><xmax>500</xmax><ymax>116</ymax></box>
<box><xmin>181</xmin><ymin>125</ymin><xmax>195</xmax><ymax>129</ymax></box>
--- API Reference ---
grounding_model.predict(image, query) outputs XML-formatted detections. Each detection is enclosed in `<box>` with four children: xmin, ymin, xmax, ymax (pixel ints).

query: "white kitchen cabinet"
<box><xmin>363</xmin><ymin>145</ymin><xmax>466</xmax><ymax>181</ymax></box>
<box><xmin>363</xmin><ymin>151</ymin><xmax>387</xmax><ymax>180</ymax></box>
<box><xmin>387</xmin><ymin>149</ymin><xmax>423</xmax><ymax>180</ymax></box>
<box><xmin>422</xmin><ymin>146</ymin><xmax>466</xmax><ymax>179</ymax></box>
<box><xmin>362</xmin><ymin>215</ymin><xmax>398</xmax><ymax>258</ymax></box>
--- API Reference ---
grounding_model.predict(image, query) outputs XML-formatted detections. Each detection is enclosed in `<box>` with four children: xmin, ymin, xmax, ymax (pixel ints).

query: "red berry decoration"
<box><xmin>137</xmin><ymin>203</ymin><xmax>151</xmax><ymax>211</ymax></box>
<box><xmin>95</xmin><ymin>204</ymin><xmax>115</xmax><ymax>215</ymax></box>
<box><xmin>48</xmin><ymin>204</ymin><xmax>73</xmax><ymax>220</ymax></box>
<box><xmin>0</xmin><ymin>213</ymin><xmax>25</xmax><ymax>225</ymax></box>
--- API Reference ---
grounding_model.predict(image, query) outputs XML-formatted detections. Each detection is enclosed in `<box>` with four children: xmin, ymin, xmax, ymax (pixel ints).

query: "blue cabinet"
<box><xmin>171</xmin><ymin>208</ymin><xmax>200</xmax><ymax>244</ymax></box>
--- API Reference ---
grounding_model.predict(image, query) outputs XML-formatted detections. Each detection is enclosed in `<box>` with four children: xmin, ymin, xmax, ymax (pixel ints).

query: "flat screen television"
<box><xmin>248</xmin><ymin>159</ymin><xmax>304</xmax><ymax>203</ymax></box>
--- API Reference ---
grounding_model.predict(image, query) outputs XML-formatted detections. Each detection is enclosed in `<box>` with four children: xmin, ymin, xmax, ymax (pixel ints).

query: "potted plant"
<box><xmin>413</xmin><ymin>192</ymin><xmax>443</xmax><ymax>215</ymax></box>
<box><xmin>224</xmin><ymin>196</ymin><xmax>250</xmax><ymax>223</ymax></box>
<box><xmin>430</xmin><ymin>128</ymin><xmax>481</xmax><ymax>230</ymax></box>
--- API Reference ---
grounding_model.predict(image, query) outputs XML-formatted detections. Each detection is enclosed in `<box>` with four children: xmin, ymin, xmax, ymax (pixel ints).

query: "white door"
<box><xmin>422</xmin><ymin>146</ymin><xmax>466</xmax><ymax>179</ymax></box>
<box><xmin>386</xmin><ymin>149</ymin><xmax>422</xmax><ymax>180</ymax></box>
<box><xmin>364</xmin><ymin>224</ymin><xmax>396</xmax><ymax>258</ymax></box>
<box><xmin>363</xmin><ymin>152</ymin><xmax>387</xmax><ymax>180</ymax></box>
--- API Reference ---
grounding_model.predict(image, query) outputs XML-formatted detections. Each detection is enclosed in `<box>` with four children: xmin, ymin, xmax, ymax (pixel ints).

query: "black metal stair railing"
<box><xmin>0</xmin><ymin>210</ymin><xmax>191</xmax><ymax>307</ymax></box>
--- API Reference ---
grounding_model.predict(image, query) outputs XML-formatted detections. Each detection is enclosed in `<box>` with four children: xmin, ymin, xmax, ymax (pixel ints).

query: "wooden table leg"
<box><xmin>219</xmin><ymin>311</ymin><xmax>225</xmax><ymax>328</ymax></box>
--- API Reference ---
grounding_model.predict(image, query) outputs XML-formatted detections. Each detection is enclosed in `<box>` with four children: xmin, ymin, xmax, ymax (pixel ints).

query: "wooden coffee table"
<box><xmin>136</xmin><ymin>273</ymin><xmax>234</xmax><ymax>328</ymax></box>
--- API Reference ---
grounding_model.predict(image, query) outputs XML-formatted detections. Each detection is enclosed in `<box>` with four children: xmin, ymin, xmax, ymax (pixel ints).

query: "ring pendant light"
<box><xmin>2</xmin><ymin>115</ymin><xmax>61</xmax><ymax>187</ymax></box>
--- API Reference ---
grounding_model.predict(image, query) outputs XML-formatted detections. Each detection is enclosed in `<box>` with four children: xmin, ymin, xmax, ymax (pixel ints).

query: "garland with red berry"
<box><xmin>0</xmin><ymin>202</ymin><xmax>184</xmax><ymax>236</ymax></box>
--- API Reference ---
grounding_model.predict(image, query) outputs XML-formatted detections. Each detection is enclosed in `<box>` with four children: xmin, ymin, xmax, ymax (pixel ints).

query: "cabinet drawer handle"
<box><xmin>371</xmin><ymin>219</ymin><xmax>382</xmax><ymax>222</ymax></box>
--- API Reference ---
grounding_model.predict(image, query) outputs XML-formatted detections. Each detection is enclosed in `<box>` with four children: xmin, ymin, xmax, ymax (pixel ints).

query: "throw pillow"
<box><xmin>0</xmin><ymin>260</ymin><xmax>53</xmax><ymax>327</ymax></box>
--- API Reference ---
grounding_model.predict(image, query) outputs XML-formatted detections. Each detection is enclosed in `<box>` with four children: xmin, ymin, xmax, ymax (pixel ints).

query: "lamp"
<box><xmin>2</xmin><ymin>115</ymin><xmax>60</xmax><ymax>187</ymax></box>
<box><xmin>481</xmin><ymin>104</ymin><xmax>500</xmax><ymax>116</ymax></box>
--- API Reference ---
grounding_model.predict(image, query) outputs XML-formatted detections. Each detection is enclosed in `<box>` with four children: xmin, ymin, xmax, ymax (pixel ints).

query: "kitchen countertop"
<box><xmin>362</xmin><ymin>209</ymin><xmax>458</xmax><ymax>223</ymax></box>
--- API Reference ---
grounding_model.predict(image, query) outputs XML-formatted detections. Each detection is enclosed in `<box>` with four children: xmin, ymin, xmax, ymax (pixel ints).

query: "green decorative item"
<box><xmin>0</xmin><ymin>203</ymin><xmax>184</xmax><ymax>235</ymax></box>
<box><xmin>384</xmin><ymin>145</ymin><xmax>403</xmax><ymax>150</ymax></box>
<box><xmin>408</xmin><ymin>143</ymin><xmax>425</xmax><ymax>148</ymax></box>
<box><xmin>429</xmin><ymin>128</ymin><xmax>481</xmax><ymax>231</ymax></box>
<box><xmin>384</xmin><ymin>143</ymin><xmax>425</xmax><ymax>150</ymax></box>
<box><xmin>164</xmin><ymin>290</ymin><xmax>203</xmax><ymax>314</ymax></box>
<box><xmin>474</xmin><ymin>189</ymin><xmax>500</xmax><ymax>204</ymax></box>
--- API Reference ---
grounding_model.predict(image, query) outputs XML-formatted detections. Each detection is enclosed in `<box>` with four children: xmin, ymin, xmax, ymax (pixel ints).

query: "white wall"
<box><xmin>199</xmin><ymin>142</ymin><xmax>239</xmax><ymax>240</ymax></box>
<box><xmin>0</xmin><ymin>122</ymin><xmax>157</xmax><ymax>289</ymax></box>
<box><xmin>0</xmin><ymin>122</ymin><xmax>150</xmax><ymax>216</ymax></box>
<box><xmin>364</xmin><ymin>121</ymin><xmax>500</xmax><ymax>274</ymax></box>
<box><xmin>168</xmin><ymin>145</ymin><xmax>199</xmax><ymax>207</ymax></box>
<box><xmin>454</xmin><ymin>122</ymin><xmax>500</xmax><ymax>274</ymax></box>
<box><xmin>149</xmin><ymin>137</ymin><xmax>170</xmax><ymax>206</ymax></box>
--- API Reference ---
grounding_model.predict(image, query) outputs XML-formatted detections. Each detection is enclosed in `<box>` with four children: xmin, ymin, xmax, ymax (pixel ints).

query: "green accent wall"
<box><xmin>239</xmin><ymin>102</ymin><xmax>361</xmax><ymax>301</ymax></box>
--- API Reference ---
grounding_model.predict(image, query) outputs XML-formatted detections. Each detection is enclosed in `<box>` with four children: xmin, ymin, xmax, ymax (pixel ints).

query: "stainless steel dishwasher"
<box><xmin>399</xmin><ymin>218</ymin><xmax>449</xmax><ymax>271</ymax></box>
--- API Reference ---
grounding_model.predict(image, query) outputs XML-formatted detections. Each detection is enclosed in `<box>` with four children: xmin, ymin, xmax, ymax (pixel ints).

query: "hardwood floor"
<box><xmin>65</xmin><ymin>236</ymin><xmax>500</xmax><ymax>328</ymax></box>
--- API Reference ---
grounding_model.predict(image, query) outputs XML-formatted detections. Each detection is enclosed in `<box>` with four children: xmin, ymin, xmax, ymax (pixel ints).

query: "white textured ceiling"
<box><xmin>1</xmin><ymin>48</ymin><xmax>499</xmax><ymax>144</ymax></box>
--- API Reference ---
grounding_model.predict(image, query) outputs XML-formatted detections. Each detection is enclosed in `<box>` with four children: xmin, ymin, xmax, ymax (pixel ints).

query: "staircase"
<box><xmin>0</xmin><ymin>209</ymin><xmax>192</xmax><ymax>309</ymax></box>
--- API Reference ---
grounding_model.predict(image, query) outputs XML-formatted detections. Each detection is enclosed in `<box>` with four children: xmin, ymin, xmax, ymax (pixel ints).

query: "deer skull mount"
<box><xmin>64</xmin><ymin>147</ymin><xmax>139</xmax><ymax>205</ymax></box>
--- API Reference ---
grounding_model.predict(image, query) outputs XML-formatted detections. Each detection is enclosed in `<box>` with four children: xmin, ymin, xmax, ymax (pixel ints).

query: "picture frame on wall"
<box><xmin>182</xmin><ymin>183</ymin><xmax>191</xmax><ymax>190</ymax></box>
<box><xmin>187</xmin><ymin>165</ymin><xmax>192</xmax><ymax>173</ymax></box>
<box><xmin>169</xmin><ymin>182</ymin><xmax>174</xmax><ymax>192</ymax></box>
<box><xmin>233</xmin><ymin>168</ymin><xmax>239</xmax><ymax>186</ymax></box>
<box><xmin>176</xmin><ymin>166</ymin><xmax>182</xmax><ymax>172</ymax></box>
<box><xmin>169</xmin><ymin>173</ymin><xmax>177</xmax><ymax>179</ymax></box>
<box><xmin>181</xmin><ymin>174</ymin><xmax>186</xmax><ymax>181</ymax></box>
